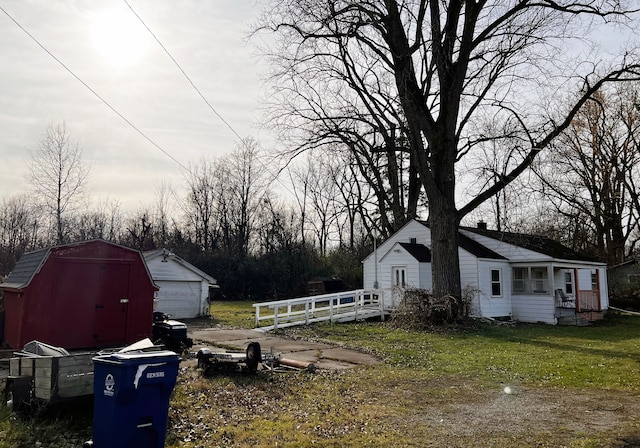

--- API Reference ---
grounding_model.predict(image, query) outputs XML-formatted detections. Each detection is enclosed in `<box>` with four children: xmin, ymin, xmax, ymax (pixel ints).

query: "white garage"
<box><xmin>143</xmin><ymin>248</ymin><xmax>217</xmax><ymax>319</ymax></box>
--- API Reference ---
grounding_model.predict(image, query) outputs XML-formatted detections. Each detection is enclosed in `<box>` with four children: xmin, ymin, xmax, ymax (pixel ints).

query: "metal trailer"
<box><xmin>196</xmin><ymin>342</ymin><xmax>263</xmax><ymax>375</ymax></box>
<box><xmin>195</xmin><ymin>342</ymin><xmax>316</xmax><ymax>375</ymax></box>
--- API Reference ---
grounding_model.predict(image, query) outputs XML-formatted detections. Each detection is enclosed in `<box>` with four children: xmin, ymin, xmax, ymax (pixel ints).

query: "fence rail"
<box><xmin>578</xmin><ymin>290</ymin><xmax>600</xmax><ymax>312</ymax></box>
<box><xmin>253</xmin><ymin>289</ymin><xmax>384</xmax><ymax>331</ymax></box>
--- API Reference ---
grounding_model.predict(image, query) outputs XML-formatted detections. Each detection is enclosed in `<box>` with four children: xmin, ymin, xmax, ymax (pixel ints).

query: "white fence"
<box><xmin>253</xmin><ymin>289</ymin><xmax>385</xmax><ymax>330</ymax></box>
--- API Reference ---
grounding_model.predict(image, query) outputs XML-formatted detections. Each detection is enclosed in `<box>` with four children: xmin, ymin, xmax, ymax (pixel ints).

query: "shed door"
<box><xmin>52</xmin><ymin>262</ymin><xmax>98</xmax><ymax>348</ymax></box>
<box><xmin>155</xmin><ymin>280</ymin><xmax>202</xmax><ymax>319</ymax></box>
<box><xmin>94</xmin><ymin>263</ymin><xmax>130</xmax><ymax>344</ymax></box>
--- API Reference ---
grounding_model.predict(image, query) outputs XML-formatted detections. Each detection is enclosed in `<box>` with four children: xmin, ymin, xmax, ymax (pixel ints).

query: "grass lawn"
<box><xmin>2</xmin><ymin>301</ymin><xmax>640</xmax><ymax>447</ymax></box>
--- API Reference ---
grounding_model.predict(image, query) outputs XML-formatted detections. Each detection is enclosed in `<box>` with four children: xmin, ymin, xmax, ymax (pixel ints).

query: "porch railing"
<box><xmin>578</xmin><ymin>290</ymin><xmax>600</xmax><ymax>311</ymax></box>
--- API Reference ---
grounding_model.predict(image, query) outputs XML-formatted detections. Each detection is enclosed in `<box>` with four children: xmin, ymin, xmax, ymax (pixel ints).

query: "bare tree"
<box><xmin>299</xmin><ymin>157</ymin><xmax>340</xmax><ymax>255</ymax></box>
<box><xmin>0</xmin><ymin>194</ymin><xmax>42</xmax><ymax>274</ymax></box>
<box><xmin>183</xmin><ymin>157</ymin><xmax>219</xmax><ymax>252</ymax></box>
<box><xmin>27</xmin><ymin>122</ymin><xmax>90</xmax><ymax>244</ymax></box>
<box><xmin>259</xmin><ymin>1</ymin><xmax>640</xmax><ymax>314</ymax></box>
<box><xmin>70</xmin><ymin>197</ymin><xmax>123</xmax><ymax>243</ymax></box>
<box><xmin>535</xmin><ymin>85</ymin><xmax>640</xmax><ymax>264</ymax></box>
<box><xmin>154</xmin><ymin>180</ymin><xmax>177</xmax><ymax>247</ymax></box>
<box><xmin>221</xmin><ymin>138</ymin><xmax>268</xmax><ymax>257</ymax></box>
<box><xmin>123</xmin><ymin>207</ymin><xmax>155</xmax><ymax>251</ymax></box>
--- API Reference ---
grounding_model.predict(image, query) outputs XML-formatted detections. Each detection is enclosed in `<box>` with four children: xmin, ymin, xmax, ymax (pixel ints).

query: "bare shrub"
<box><xmin>390</xmin><ymin>288</ymin><xmax>474</xmax><ymax>330</ymax></box>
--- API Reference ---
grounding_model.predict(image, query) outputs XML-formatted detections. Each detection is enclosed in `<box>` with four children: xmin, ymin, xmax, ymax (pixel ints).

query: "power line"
<box><xmin>123</xmin><ymin>1</ymin><xmax>299</xmax><ymax>198</ymax></box>
<box><xmin>0</xmin><ymin>4</ymin><xmax>192</xmax><ymax>174</ymax></box>
<box><xmin>123</xmin><ymin>0</ymin><xmax>244</xmax><ymax>142</ymax></box>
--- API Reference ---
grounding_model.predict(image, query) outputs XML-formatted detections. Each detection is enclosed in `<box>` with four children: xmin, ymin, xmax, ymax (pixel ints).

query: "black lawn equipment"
<box><xmin>152</xmin><ymin>311</ymin><xmax>193</xmax><ymax>355</ymax></box>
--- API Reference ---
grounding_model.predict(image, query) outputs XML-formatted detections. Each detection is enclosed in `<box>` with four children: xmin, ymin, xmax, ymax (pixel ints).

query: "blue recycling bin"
<box><xmin>91</xmin><ymin>349</ymin><xmax>181</xmax><ymax>448</ymax></box>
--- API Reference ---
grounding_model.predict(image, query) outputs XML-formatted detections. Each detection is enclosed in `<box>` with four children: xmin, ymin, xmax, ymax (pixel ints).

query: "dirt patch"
<box><xmin>382</xmin><ymin>379</ymin><xmax>640</xmax><ymax>446</ymax></box>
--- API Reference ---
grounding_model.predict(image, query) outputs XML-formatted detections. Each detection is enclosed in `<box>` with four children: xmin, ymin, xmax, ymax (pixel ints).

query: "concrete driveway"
<box><xmin>189</xmin><ymin>328</ymin><xmax>381</xmax><ymax>370</ymax></box>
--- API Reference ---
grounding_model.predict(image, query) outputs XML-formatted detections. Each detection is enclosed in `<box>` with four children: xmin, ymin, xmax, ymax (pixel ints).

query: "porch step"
<box><xmin>557</xmin><ymin>314</ymin><xmax>591</xmax><ymax>326</ymax></box>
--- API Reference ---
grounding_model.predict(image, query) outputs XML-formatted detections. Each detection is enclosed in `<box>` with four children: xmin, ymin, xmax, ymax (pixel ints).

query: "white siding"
<box><xmin>362</xmin><ymin>219</ymin><xmax>610</xmax><ymax>323</ymax></box>
<box><xmin>363</xmin><ymin>221</ymin><xmax>430</xmax><ymax>288</ymax></box>
<box><xmin>511</xmin><ymin>294</ymin><xmax>556</xmax><ymax>324</ymax></box>
<box><xmin>475</xmin><ymin>260</ymin><xmax>512</xmax><ymax>318</ymax></box>
<box><xmin>381</xmin><ymin>250</ymin><xmax>420</xmax><ymax>288</ymax></box>
<box><xmin>146</xmin><ymin>257</ymin><xmax>204</xmax><ymax>282</ymax></box>
<box><xmin>419</xmin><ymin>263</ymin><xmax>432</xmax><ymax>290</ymax></box>
<box><xmin>145</xmin><ymin>256</ymin><xmax>210</xmax><ymax>318</ymax></box>
<box><xmin>599</xmin><ymin>269</ymin><xmax>609</xmax><ymax>309</ymax></box>
<box><xmin>459</xmin><ymin>248</ymin><xmax>479</xmax><ymax>289</ymax></box>
<box><xmin>155</xmin><ymin>280</ymin><xmax>202</xmax><ymax>318</ymax></box>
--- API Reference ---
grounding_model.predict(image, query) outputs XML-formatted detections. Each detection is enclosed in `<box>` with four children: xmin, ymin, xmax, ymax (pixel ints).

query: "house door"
<box><xmin>94</xmin><ymin>263</ymin><xmax>131</xmax><ymax>345</ymax></box>
<box><xmin>392</xmin><ymin>266</ymin><xmax>407</xmax><ymax>288</ymax></box>
<box><xmin>391</xmin><ymin>266</ymin><xmax>407</xmax><ymax>306</ymax></box>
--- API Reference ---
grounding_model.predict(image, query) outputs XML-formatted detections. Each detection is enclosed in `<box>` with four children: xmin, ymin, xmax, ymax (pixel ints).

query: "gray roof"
<box><xmin>398</xmin><ymin>242</ymin><xmax>431</xmax><ymax>262</ymax></box>
<box><xmin>0</xmin><ymin>248</ymin><xmax>50</xmax><ymax>290</ymax></box>
<box><xmin>461</xmin><ymin>226</ymin><xmax>598</xmax><ymax>262</ymax></box>
<box><xmin>416</xmin><ymin>221</ymin><xmax>506</xmax><ymax>260</ymax></box>
<box><xmin>143</xmin><ymin>248</ymin><xmax>216</xmax><ymax>284</ymax></box>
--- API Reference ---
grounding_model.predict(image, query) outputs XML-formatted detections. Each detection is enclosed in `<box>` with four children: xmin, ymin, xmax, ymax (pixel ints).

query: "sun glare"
<box><xmin>92</xmin><ymin>8</ymin><xmax>148</xmax><ymax>69</ymax></box>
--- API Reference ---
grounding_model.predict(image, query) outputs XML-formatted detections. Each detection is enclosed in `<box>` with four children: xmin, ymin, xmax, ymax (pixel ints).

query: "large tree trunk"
<box><xmin>425</xmin><ymin>133</ymin><xmax>462</xmax><ymax>305</ymax></box>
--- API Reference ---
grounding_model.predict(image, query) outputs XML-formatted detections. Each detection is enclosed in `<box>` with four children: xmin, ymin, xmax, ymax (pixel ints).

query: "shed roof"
<box><xmin>0</xmin><ymin>239</ymin><xmax>152</xmax><ymax>292</ymax></box>
<box><xmin>143</xmin><ymin>248</ymin><xmax>216</xmax><ymax>284</ymax></box>
<box><xmin>0</xmin><ymin>248</ymin><xmax>49</xmax><ymax>290</ymax></box>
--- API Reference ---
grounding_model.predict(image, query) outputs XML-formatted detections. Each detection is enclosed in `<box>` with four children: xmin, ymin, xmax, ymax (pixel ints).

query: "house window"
<box><xmin>591</xmin><ymin>271</ymin><xmax>598</xmax><ymax>290</ymax></box>
<box><xmin>531</xmin><ymin>267</ymin><xmax>549</xmax><ymax>293</ymax></box>
<box><xmin>491</xmin><ymin>269</ymin><xmax>502</xmax><ymax>297</ymax></box>
<box><xmin>564</xmin><ymin>271</ymin><xmax>574</xmax><ymax>295</ymax></box>
<box><xmin>513</xmin><ymin>268</ymin><xmax>527</xmax><ymax>293</ymax></box>
<box><xmin>629</xmin><ymin>274</ymin><xmax>640</xmax><ymax>285</ymax></box>
<box><xmin>513</xmin><ymin>267</ymin><xmax>549</xmax><ymax>294</ymax></box>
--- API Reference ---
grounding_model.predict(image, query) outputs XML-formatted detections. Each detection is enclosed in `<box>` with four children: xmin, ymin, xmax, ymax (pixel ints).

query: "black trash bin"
<box><xmin>91</xmin><ymin>349</ymin><xmax>181</xmax><ymax>448</ymax></box>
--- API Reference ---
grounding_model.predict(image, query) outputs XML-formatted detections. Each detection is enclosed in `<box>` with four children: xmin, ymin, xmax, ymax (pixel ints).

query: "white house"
<box><xmin>143</xmin><ymin>249</ymin><xmax>217</xmax><ymax>319</ymax></box>
<box><xmin>363</xmin><ymin>220</ymin><xmax>608</xmax><ymax>325</ymax></box>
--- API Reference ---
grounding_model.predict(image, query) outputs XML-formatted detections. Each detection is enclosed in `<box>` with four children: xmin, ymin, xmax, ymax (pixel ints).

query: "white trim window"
<box><xmin>591</xmin><ymin>270</ymin><xmax>598</xmax><ymax>290</ymax></box>
<box><xmin>512</xmin><ymin>267</ymin><xmax>549</xmax><ymax>294</ymax></box>
<box><xmin>490</xmin><ymin>269</ymin><xmax>502</xmax><ymax>297</ymax></box>
<box><xmin>513</xmin><ymin>268</ymin><xmax>527</xmax><ymax>293</ymax></box>
<box><xmin>564</xmin><ymin>271</ymin><xmax>574</xmax><ymax>295</ymax></box>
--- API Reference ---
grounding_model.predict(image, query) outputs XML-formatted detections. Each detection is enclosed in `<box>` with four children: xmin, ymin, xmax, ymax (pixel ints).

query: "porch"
<box><xmin>555</xmin><ymin>289</ymin><xmax>605</xmax><ymax>325</ymax></box>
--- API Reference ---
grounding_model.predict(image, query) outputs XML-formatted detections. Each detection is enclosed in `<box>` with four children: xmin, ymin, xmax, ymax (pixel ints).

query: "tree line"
<box><xmin>3</xmin><ymin>2</ymin><xmax>640</xmax><ymax>309</ymax></box>
<box><xmin>3</xmin><ymin>81</ymin><xmax>640</xmax><ymax>302</ymax></box>
<box><xmin>0</xmin><ymin>125</ymin><xmax>383</xmax><ymax>299</ymax></box>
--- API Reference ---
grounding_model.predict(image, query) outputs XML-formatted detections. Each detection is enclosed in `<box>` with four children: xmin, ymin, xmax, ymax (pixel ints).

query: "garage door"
<box><xmin>155</xmin><ymin>281</ymin><xmax>202</xmax><ymax>319</ymax></box>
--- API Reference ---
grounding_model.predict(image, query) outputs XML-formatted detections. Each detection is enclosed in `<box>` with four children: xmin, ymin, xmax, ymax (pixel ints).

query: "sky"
<box><xmin>0</xmin><ymin>0</ymin><xmax>272</xmax><ymax>210</ymax></box>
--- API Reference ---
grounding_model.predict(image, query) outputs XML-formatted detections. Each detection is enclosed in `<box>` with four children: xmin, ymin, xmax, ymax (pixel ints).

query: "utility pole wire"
<box><xmin>122</xmin><ymin>0</ymin><xmax>298</xmax><ymax>199</ymax></box>
<box><xmin>0</xmin><ymin>4</ymin><xmax>192</xmax><ymax>174</ymax></box>
<box><xmin>124</xmin><ymin>0</ymin><xmax>244</xmax><ymax>142</ymax></box>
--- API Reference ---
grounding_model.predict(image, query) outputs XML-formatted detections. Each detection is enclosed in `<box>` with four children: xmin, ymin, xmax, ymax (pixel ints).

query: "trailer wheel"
<box><xmin>4</xmin><ymin>383</ymin><xmax>14</xmax><ymax>409</ymax></box>
<box><xmin>4</xmin><ymin>378</ymin><xmax>32</xmax><ymax>414</ymax></box>
<box><xmin>4</xmin><ymin>382</ymin><xmax>27</xmax><ymax>413</ymax></box>
<box><xmin>245</xmin><ymin>342</ymin><xmax>261</xmax><ymax>373</ymax></box>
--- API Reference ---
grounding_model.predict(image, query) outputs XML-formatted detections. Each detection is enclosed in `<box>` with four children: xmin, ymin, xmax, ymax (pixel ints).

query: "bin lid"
<box><xmin>94</xmin><ymin>349</ymin><xmax>180</xmax><ymax>364</ymax></box>
<box><xmin>111</xmin><ymin>350</ymin><xmax>179</xmax><ymax>360</ymax></box>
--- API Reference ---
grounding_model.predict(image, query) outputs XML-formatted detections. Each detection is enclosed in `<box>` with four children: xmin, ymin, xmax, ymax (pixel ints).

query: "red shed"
<box><xmin>0</xmin><ymin>240</ymin><xmax>157</xmax><ymax>350</ymax></box>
